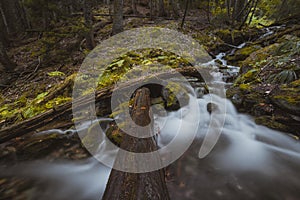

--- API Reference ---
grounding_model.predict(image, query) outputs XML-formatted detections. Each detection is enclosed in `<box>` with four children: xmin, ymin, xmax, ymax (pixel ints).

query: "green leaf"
<box><xmin>47</xmin><ymin>71</ymin><xmax>66</xmax><ymax>77</ymax></box>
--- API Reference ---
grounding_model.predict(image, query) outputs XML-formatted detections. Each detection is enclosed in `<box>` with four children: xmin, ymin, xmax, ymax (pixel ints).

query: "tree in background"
<box><xmin>131</xmin><ymin>0</ymin><xmax>137</xmax><ymax>14</ymax></box>
<box><xmin>0</xmin><ymin>40</ymin><xmax>16</xmax><ymax>73</ymax></box>
<box><xmin>0</xmin><ymin>0</ymin><xmax>28</xmax><ymax>36</ymax></box>
<box><xmin>112</xmin><ymin>0</ymin><xmax>123</xmax><ymax>35</ymax></box>
<box><xmin>158</xmin><ymin>0</ymin><xmax>166</xmax><ymax>17</ymax></box>
<box><xmin>169</xmin><ymin>0</ymin><xmax>180</xmax><ymax>19</ymax></box>
<box><xmin>83</xmin><ymin>0</ymin><xmax>95</xmax><ymax>50</ymax></box>
<box><xmin>203</xmin><ymin>0</ymin><xmax>262</xmax><ymax>28</ymax></box>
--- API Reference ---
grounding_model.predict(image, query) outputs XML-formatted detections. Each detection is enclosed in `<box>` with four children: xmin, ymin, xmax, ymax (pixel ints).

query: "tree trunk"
<box><xmin>170</xmin><ymin>0</ymin><xmax>180</xmax><ymax>19</ymax></box>
<box><xmin>83</xmin><ymin>0</ymin><xmax>96</xmax><ymax>50</ymax></box>
<box><xmin>102</xmin><ymin>87</ymin><xmax>170</xmax><ymax>200</ymax></box>
<box><xmin>234</xmin><ymin>0</ymin><xmax>246</xmax><ymax>22</ymax></box>
<box><xmin>42</xmin><ymin>0</ymin><xmax>50</xmax><ymax>31</ymax></box>
<box><xmin>14</xmin><ymin>0</ymin><xmax>29</xmax><ymax>30</ymax></box>
<box><xmin>107</xmin><ymin>0</ymin><xmax>113</xmax><ymax>21</ymax></box>
<box><xmin>0</xmin><ymin>0</ymin><xmax>27</xmax><ymax>35</ymax></box>
<box><xmin>226</xmin><ymin>0</ymin><xmax>231</xmax><ymax>20</ymax></box>
<box><xmin>158</xmin><ymin>0</ymin><xmax>166</xmax><ymax>17</ymax></box>
<box><xmin>131</xmin><ymin>0</ymin><xmax>138</xmax><ymax>14</ymax></box>
<box><xmin>0</xmin><ymin>40</ymin><xmax>16</xmax><ymax>72</ymax></box>
<box><xmin>238</xmin><ymin>0</ymin><xmax>255</xmax><ymax>29</ymax></box>
<box><xmin>0</xmin><ymin>1</ymin><xmax>9</xmax><ymax>36</ymax></box>
<box><xmin>112</xmin><ymin>0</ymin><xmax>123</xmax><ymax>35</ymax></box>
<box><xmin>19</xmin><ymin>0</ymin><xmax>31</xmax><ymax>29</ymax></box>
<box><xmin>0</xmin><ymin>8</ymin><xmax>9</xmax><ymax>47</ymax></box>
<box><xmin>207</xmin><ymin>0</ymin><xmax>211</xmax><ymax>23</ymax></box>
<box><xmin>150</xmin><ymin>0</ymin><xmax>153</xmax><ymax>20</ymax></box>
<box><xmin>248</xmin><ymin>0</ymin><xmax>259</xmax><ymax>25</ymax></box>
<box><xmin>181</xmin><ymin>0</ymin><xmax>189</xmax><ymax>28</ymax></box>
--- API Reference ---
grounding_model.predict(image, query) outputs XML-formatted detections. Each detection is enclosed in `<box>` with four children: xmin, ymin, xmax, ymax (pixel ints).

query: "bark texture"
<box><xmin>102</xmin><ymin>87</ymin><xmax>170</xmax><ymax>200</ymax></box>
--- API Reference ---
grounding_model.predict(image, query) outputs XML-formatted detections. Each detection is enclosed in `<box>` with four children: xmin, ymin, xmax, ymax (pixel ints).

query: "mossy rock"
<box><xmin>290</xmin><ymin>79</ymin><xmax>300</xmax><ymax>87</ymax></box>
<box><xmin>194</xmin><ymin>32</ymin><xmax>228</xmax><ymax>54</ymax></box>
<box><xmin>241</xmin><ymin>43</ymin><xmax>281</xmax><ymax>67</ymax></box>
<box><xmin>162</xmin><ymin>82</ymin><xmax>190</xmax><ymax>111</ymax></box>
<box><xmin>225</xmin><ymin>45</ymin><xmax>261</xmax><ymax>64</ymax></box>
<box><xmin>215</xmin><ymin>28</ymin><xmax>259</xmax><ymax>46</ymax></box>
<box><xmin>275</xmin><ymin>35</ymin><xmax>300</xmax><ymax>56</ymax></box>
<box><xmin>234</xmin><ymin>69</ymin><xmax>260</xmax><ymax>85</ymax></box>
<box><xmin>255</xmin><ymin>116</ymin><xmax>290</xmax><ymax>133</ymax></box>
<box><xmin>215</xmin><ymin>29</ymin><xmax>243</xmax><ymax>45</ymax></box>
<box><xmin>270</xmin><ymin>84</ymin><xmax>300</xmax><ymax>116</ymax></box>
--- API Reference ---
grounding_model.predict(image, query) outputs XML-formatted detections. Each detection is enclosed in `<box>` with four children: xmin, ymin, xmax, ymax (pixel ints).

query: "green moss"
<box><xmin>0</xmin><ymin>74</ymin><xmax>74</xmax><ymax>122</ymax></box>
<box><xmin>235</xmin><ymin>69</ymin><xmax>260</xmax><ymax>85</ymax></box>
<box><xmin>290</xmin><ymin>79</ymin><xmax>300</xmax><ymax>87</ymax></box>
<box><xmin>215</xmin><ymin>29</ymin><xmax>244</xmax><ymax>45</ymax></box>
<box><xmin>95</xmin><ymin>49</ymin><xmax>190</xmax><ymax>90</ymax></box>
<box><xmin>239</xmin><ymin>83</ymin><xmax>251</xmax><ymax>91</ymax></box>
<box><xmin>255</xmin><ymin>116</ymin><xmax>288</xmax><ymax>131</ymax></box>
<box><xmin>227</xmin><ymin>45</ymin><xmax>262</xmax><ymax>62</ymax></box>
<box><xmin>242</xmin><ymin>43</ymin><xmax>280</xmax><ymax>66</ymax></box>
<box><xmin>249</xmin><ymin>15</ymin><xmax>274</xmax><ymax>28</ymax></box>
<box><xmin>194</xmin><ymin>32</ymin><xmax>223</xmax><ymax>51</ymax></box>
<box><xmin>163</xmin><ymin>82</ymin><xmax>190</xmax><ymax>109</ymax></box>
<box><xmin>273</xmin><ymin>93</ymin><xmax>300</xmax><ymax>105</ymax></box>
<box><xmin>106</xmin><ymin>125</ymin><xmax>123</xmax><ymax>146</ymax></box>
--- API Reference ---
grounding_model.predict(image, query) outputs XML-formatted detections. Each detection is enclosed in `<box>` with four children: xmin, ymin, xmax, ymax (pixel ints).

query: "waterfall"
<box><xmin>1</xmin><ymin>35</ymin><xmax>300</xmax><ymax>199</ymax></box>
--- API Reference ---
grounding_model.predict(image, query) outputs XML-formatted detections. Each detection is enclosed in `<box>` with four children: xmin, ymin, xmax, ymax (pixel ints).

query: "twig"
<box><xmin>0</xmin><ymin>84</ymin><xmax>9</xmax><ymax>88</ymax></box>
<box><xmin>79</xmin><ymin>38</ymin><xmax>86</xmax><ymax>52</ymax></box>
<box><xmin>24</xmin><ymin>57</ymin><xmax>41</xmax><ymax>81</ymax></box>
<box><xmin>223</xmin><ymin>42</ymin><xmax>243</xmax><ymax>49</ymax></box>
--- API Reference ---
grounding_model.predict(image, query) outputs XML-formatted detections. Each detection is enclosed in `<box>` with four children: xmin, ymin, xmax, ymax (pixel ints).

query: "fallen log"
<box><xmin>0</xmin><ymin>66</ymin><xmax>207</xmax><ymax>144</ymax></box>
<box><xmin>254</xmin><ymin>24</ymin><xmax>300</xmax><ymax>46</ymax></box>
<box><xmin>102</xmin><ymin>87</ymin><xmax>170</xmax><ymax>200</ymax></box>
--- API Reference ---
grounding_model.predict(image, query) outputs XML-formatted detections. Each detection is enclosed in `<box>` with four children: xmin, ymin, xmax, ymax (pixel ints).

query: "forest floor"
<box><xmin>0</xmin><ymin>4</ymin><xmax>299</xmax><ymax>153</ymax></box>
<box><xmin>0</xmin><ymin>5</ymin><xmax>300</xmax><ymax>199</ymax></box>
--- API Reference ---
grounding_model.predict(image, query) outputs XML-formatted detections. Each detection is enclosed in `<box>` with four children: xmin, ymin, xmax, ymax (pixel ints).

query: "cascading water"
<box><xmin>1</xmin><ymin>28</ymin><xmax>300</xmax><ymax>199</ymax></box>
<box><xmin>5</xmin><ymin>87</ymin><xmax>300</xmax><ymax>199</ymax></box>
<box><xmin>157</xmin><ymin>91</ymin><xmax>300</xmax><ymax>199</ymax></box>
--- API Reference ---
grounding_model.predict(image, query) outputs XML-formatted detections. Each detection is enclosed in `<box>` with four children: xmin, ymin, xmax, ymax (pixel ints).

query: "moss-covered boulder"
<box><xmin>215</xmin><ymin>28</ymin><xmax>260</xmax><ymax>46</ymax></box>
<box><xmin>227</xmin><ymin>32</ymin><xmax>300</xmax><ymax>136</ymax></box>
<box><xmin>270</xmin><ymin>80</ymin><xmax>300</xmax><ymax>116</ymax></box>
<box><xmin>225</xmin><ymin>45</ymin><xmax>261</xmax><ymax>65</ymax></box>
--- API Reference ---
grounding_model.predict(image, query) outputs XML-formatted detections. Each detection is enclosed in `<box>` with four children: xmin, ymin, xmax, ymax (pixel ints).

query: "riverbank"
<box><xmin>226</xmin><ymin>24</ymin><xmax>300</xmax><ymax>136</ymax></box>
<box><xmin>0</xmin><ymin>7</ymin><xmax>300</xmax><ymax>199</ymax></box>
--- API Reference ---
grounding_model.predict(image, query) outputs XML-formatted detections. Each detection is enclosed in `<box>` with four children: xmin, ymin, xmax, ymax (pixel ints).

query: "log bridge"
<box><xmin>102</xmin><ymin>87</ymin><xmax>170</xmax><ymax>200</ymax></box>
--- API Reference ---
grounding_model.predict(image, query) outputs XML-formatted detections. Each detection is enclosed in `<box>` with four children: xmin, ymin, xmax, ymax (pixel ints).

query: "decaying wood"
<box><xmin>0</xmin><ymin>66</ymin><xmax>206</xmax><ymax>143</ymax></box>
<box><xmin>254</xmin><ymin>25</ymin><xmax>300</xmax><ymax>45</ymax></box>
<box><xmin>102</xmin><ymin>87</ymin><xmax>170</xmax><ymax>200</ymax></box>
<box><xmin>0</xmin><ymin>88</ymin><xmax>111</xmax><ymax>143</ymax></box>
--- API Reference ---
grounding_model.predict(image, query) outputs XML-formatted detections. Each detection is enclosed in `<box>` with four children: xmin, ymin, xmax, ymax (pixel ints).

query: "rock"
<box><xmin>225</xmin><ymin>45</ymin><xmax>261</xmax><ymax>65</ymax></box>
<box><xmin>207</xmin><ymin>102</ymin><xmax>218</xmax><ymax>114</ymax></box>
<box><xmin>162</xmin><ymin>82</ymin><xmax>189</xmax><ymax>111</ymax></box>
<box><xmin>241</xmin><ymin>43</ymin><xmax>281</xmax><ymax>66</ymax></box>
<box><xmin>216</xmin><ymin>29</ymin><xmax>244</xmax><ymax>45</ymax></box>
<box><xmin>270</xmin><ymin>83</ymin><xmax>300</xmax><ymax>116</ymax></box>
<box><xmin>215</xmin><ymin>59</ymin><xmax>223</xmax><ymax>65</ymax></box>
<box><xmin>215</xmin><ymin>28</ymin><xmax>260</xmax><ymax>46</ymax></box>
<box><xmin>227</xmin><ymin>38</ymin><xmax>300</xmax><ymax>136</ymax></box>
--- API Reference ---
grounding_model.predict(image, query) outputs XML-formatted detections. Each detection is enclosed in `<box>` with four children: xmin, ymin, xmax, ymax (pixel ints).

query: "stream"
<box><xmin>1</xmin><ymin>28</ymin><xmax>300</xmax><ymax>199</ymax></box>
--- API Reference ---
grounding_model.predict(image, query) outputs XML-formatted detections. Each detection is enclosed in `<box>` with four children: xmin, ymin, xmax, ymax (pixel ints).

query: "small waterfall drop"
<box><xmin>1</xmin><ymin>33</ymin><xmax>299</xmax><ymax>199</ymax></box>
